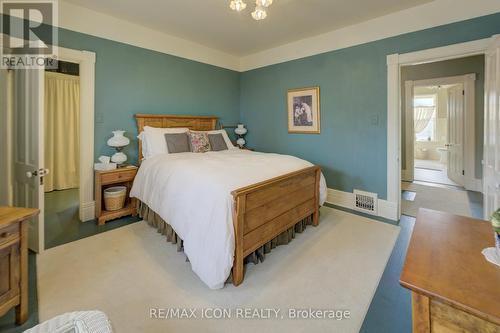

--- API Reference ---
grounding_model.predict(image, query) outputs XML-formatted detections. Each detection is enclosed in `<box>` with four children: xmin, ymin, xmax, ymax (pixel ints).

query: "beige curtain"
<box><xmin>414</xmin><ymin>106</ymin><xmax>435</xmax><ymax>134</ymax></box>
<box><xmin>44</xmin><ymin>72</ymin><xmax>80</xmax><ymax>192</ymax></box>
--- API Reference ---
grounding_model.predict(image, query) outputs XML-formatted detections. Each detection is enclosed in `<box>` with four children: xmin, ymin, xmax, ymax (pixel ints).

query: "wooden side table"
<box><xmin>400</xmin><ymin>209</ymin><xmax>500</xmax><ymax>332</ymax></box>
<box><xmin>0</xmin><ymin>206</ymin><xmax>39</xmax><ymax>325</ymax></box>
<box><xmin>95</xmin><ymin>166</ymin><xmax>138</xmax><ymax>225</ymax></box>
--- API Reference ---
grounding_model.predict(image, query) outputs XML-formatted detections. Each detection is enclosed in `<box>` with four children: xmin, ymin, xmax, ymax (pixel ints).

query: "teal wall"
<box><xmin>400</xmin><ymin>55</ymin><xmax>485</xmax><ymax>178</ymax></box>
<box><xmin>1</xmin><ymin>14</ymin><xmax>240</xmax><ymax>165</ymax></box>
<box><xmin>4</xmin><ymin>12</ymin><xmax>500</xmax><ymax>198</ymax></box>
<box><xmin>240</xmin><ymin>13</ymin><xmax>500</xmax><ymax>199</ymax></box>
<box><xmin>57</xmin><ymin>28</ymin><xmax>241</xmax><ymax>165</ymax></box>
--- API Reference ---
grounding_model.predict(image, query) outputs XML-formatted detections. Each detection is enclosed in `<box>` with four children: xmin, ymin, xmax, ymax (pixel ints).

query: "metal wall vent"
<box><xmin>354</xmin><ymin>189</ymin><xmax>378</xmax><ymax>215</ymax></box>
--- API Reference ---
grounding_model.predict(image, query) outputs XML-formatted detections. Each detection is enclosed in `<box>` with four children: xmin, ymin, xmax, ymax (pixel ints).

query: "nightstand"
<box><xmin>95</xmin><ymin>166</ymin><xmax>138</xmax><ymax>225</ymax></box>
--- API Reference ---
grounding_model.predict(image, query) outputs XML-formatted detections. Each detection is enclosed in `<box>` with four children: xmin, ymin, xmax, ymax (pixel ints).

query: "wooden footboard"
<box><xmin>231</xmin><ymin>166</ymin><xmax>321</xmax><ymax>286</ymax></box>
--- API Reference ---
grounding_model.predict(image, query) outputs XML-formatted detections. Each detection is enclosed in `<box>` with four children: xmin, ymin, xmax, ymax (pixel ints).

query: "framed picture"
<box><xmin>287</xmin><ymin>86</ymin><xmax>320</xmax><ymax>134</ymax></box>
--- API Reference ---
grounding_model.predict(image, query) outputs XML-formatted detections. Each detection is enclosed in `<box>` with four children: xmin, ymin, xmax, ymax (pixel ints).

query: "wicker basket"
<box><xmin>103</xmin><ymin>186</ymin><xmax>127</xmax><ymax>211</ymax></box>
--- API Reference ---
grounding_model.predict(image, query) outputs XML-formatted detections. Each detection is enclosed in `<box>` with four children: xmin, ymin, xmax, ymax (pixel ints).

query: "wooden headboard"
<box><xmin>134</xmin><ymin>114</ymin><xmax>218</xmax><ymax>161</ymax></box>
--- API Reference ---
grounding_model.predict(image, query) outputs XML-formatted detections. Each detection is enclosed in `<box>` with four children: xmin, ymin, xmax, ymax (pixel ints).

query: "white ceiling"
<box><xmin>63</xmin><ymin>0</ymin><xmax>433</xmax><ymax>56</ymax></box>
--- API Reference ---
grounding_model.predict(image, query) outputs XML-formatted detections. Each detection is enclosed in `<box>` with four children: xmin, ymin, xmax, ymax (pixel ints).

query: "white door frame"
<box><xmin>387</xmin><ymin>37</ymin><xmax>491</xmax><ymax>219</ymax></box>
<box><xmin>52</xmin><ymin>46</ymin><xmax>96</xmax><ymax>222</ymax></box>
<box><xmin>403</xmin><ymin>74</ymin><xmax>478</xmax><ymax>191</ymax></box>
<box><xmin>2</xmin><ymin>46</ymin><xmax>96</xmax><ymax>224</ymax></box>
<box><xmin>0</xmin><ymin>69</ymin><xmax>13</xmax><ymax>206</ymax></box>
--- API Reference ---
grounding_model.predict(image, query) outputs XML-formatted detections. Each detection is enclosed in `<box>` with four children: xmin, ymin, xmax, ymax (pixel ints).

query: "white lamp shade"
<box><xmin>236</xmin><ymin>138</ymin><xmax>246</xmax><ymax>147</ymax></box>
<box><xmin>107</xmin><ymin>130</ymin><xmax>130</xmax><ymax>148</ymax></box>
<box><xmin>111</xmin><ymin>152</ymin><xmax>127</xmax><ymax>164</ymax></box>
<box><xmin>230</xmin><ymin>0</ymin><xmax>247</xmax><ymax>11</ymax></box>
<box><xmin>251</xmin><ymin>6</ymin><xmax>267</xmax><ymax>20</ymax></box>
<box><xmin>235</xmin><ymin>124</ymin><xmax>247</xmax><ymax>136</ymax></box>
<box><xmin>256</xmin><ymin>0</ymin><xmax>273</xmax><ymax>7</ymax></box>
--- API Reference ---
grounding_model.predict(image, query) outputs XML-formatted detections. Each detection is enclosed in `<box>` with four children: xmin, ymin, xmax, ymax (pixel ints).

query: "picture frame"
<box><xmin>287</xmin><ymin>86</ymin><xmax>320</xmax><ymax>134</ymax></box>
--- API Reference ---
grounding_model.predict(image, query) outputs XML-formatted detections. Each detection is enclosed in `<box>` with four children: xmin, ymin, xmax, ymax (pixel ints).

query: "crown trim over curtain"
<box><xmin>44</xmin><ymin>71</ymin><xmax>80</xmax><ymax>192</ymax></box>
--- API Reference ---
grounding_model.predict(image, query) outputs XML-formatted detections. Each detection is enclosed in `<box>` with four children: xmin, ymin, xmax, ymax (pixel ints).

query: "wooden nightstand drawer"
<box><xmin>0</xmin><ymin>222</ymin><xmax>20</xmax><ymax>248</ymax></box>
<box><xmin>100</xmin><ymin>169</ymin><xmax>137</xmax><ymax>184</ymax></box>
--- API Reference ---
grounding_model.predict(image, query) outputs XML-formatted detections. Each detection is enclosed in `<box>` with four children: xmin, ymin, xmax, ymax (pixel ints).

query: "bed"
<box><xmin>130</xmin><ymin>114</ymin><xmax>327</xmax><ymax>289</ymax></box>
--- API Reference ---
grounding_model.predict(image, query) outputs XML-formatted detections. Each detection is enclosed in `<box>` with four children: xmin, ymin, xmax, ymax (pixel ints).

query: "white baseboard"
<box><xmin>472</xmin><ymin>178</ymin><xmax>483</xmax><ymax>192</ymax></box>
<box><xmin>327</xmin><ymin>188</ymin><xmax>354</xmax><ymax>209</ymax></box>
<box><xmin>326</xmin><ymin>188</ymin><xmax>399</xmax><ymax>221</ymax></box>
<box><xmin>377</xmin><ymin>200</ymin><xmax>399</xmax><ymax>220</ymax></box>
<box><xmin>80</xmin><ymin>201</ymin><xmax>95</xmax><ymax>222</ymax></box>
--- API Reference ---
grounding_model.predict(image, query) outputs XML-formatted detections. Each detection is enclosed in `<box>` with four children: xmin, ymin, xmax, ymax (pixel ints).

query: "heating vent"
<box><xmin>354</xmin><ymin>190</ymin><xmax>378</xmax><ymax>215</ymax></box>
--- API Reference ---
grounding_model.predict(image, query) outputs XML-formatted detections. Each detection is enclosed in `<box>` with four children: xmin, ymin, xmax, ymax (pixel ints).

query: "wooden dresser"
<box><xmin>400</xmin><ymin>209</ymin><xmax>500</xmax><ymax>333</ymax></box>
<box><xmin>0</xmin><ymin>207</ymin><xmax>39</xmax><ymax>324</ymax></box>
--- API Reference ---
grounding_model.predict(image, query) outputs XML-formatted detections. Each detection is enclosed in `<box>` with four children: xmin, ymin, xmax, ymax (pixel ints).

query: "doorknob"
<box><xmin>26</xmin><ymin>170</ymin><xmax>38</xmax><ymax>178</ymax></box>
<box><xmin>26</xmin><ymin>168</ymin><xmax>50</xmax><ymax>178</ymax></box>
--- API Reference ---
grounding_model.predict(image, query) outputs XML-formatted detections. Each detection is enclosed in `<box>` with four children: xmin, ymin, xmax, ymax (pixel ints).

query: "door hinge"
<box><xmin>462</xmin><ymin>90</ymin><xmax>465</xmax><ymax>95</ymax></box>
<box><xmin>462</xmin><ymin>170</ymin><xmax>465</xmax><ymax>176</ymax></box>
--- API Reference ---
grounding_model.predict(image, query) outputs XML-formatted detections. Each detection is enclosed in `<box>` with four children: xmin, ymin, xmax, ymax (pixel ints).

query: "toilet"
<box><xmin>437</xmin><ymin>147</ymin><xmax>448</xmax><ymax>164</ymax></box>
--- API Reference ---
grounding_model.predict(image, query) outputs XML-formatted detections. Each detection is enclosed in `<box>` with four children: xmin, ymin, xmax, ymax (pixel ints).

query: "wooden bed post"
<box><xmin>312</xmin><ymin>167</ymin><xmax>321</xmax><ymax>226</ymax></box>
<box><xmin>232</xmin><ymin>194</ymin><xmax>246</xmax><ymax>286</ymax></box>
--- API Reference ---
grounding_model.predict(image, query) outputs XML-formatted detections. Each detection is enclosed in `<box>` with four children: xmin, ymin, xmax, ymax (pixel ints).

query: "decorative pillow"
<box><xmin>190</xmin><ymin>129</ymin><xmax>237</xmax><ymax>149</ymax></box>
<box><xmin>208</xmin><ymin>133</ymin><xmax>228</xmax><ymax>151</ymax></box>
<box><xmin>189</xmin><ymin>132</ymin><xmax>211</xmax><ymax>153</ymax></box>
<box><xmin>142</xmin><ymin>126</ymin><xmax>189</xmax><ymax>158</ymax></box>
<box><xmin>164</xmin><ymin>133</ymin><xmax>191</xmax><ymax>153</ymax></box>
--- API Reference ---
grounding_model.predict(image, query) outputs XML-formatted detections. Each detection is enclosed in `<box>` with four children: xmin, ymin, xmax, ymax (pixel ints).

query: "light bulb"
<box><xmin>256</xmin><ymin>0</ymin><xmax>273</xmax><ymax>7</ymax></box>
<box><xmin>251</xmin><ymin>5</ymin><xmax>267</xmax><ymax>20</ymax></box>
<box><xmin>230</xmin><ymin>0</ymin><xmax>247</xmax><ymax>12</ymax></box>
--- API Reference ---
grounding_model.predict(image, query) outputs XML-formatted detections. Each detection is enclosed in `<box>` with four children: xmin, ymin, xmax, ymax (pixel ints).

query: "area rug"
<box><xmin>401</xmin><ymin>182</ymin><xmax>472</xmax><ymax>218</ymax></box>
<box><xmin>37</xmin><ymin>207</ymin><xmax>399</xmax><ymax>333</ymax></box>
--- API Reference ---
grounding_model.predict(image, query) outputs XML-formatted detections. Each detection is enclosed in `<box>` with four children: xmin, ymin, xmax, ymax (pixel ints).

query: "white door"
<box><xmin>12</xmin><ymin>69</ymin><xmax>45</xmax><ymax>252</ymax></box>
<box><xmin>484</xmin><ymin>35</ymin><xmax>500</xmax><ymax>219</ymax></box>
<box><xmin>447</xmin><ymin>84</ymin><xmax>465</xmax><ymax>186</ymax></box>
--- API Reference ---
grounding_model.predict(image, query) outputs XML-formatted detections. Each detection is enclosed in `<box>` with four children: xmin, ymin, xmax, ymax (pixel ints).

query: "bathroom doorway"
<box><xmin>412</xmin><ymin>83</ymin><xmax>462</xmax><ymax>187</ymax></box>
<box><xmin>402</xmin><ymin>70</ymin><xmax>482</xmax><ymax>192</ymax></box>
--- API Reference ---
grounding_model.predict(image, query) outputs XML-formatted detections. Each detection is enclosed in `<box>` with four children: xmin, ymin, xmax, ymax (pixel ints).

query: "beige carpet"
<box><xmin>401</xmin><ymin>182</ymin><xmax>472</xmax><ymax>218</ymax></box>
<box><xmin>37</xmin><ymin>207</ymin><xmax>399</xmax><ymax>333</ymax></box>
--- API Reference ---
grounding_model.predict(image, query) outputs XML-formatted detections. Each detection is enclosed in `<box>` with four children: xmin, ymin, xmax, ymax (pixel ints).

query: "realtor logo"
<box><xmin>1</xmin><ymin>0</ymin><xmax>58</xmax><ymax>68</ymax></box>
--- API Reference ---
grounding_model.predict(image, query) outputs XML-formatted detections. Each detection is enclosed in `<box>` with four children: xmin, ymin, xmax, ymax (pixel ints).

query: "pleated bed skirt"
<box><xmin>137</xmin><ymin>201</ymin><xmax>314</xmax><ymax>282</ymax></box>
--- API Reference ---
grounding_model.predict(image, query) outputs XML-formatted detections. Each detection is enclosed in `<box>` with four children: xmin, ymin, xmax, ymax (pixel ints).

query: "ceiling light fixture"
<box><xmin>255</xmin><ymin>0</ymin><xmax>273</xmax><ymax>7</ymax></box>
<box><xmin>230</xmin><ymin>0</ymin><xmax>247</xmax><ymax>12</ymax></box>
<box><xmin>251</xmin><ymin>5</ymin><xmax>267</xmax><ymax>20</ymax></box>
<box><xmin>230</xmin><ymin>0</ymin><xmax>272</xmax><ymax>20</ymax></box>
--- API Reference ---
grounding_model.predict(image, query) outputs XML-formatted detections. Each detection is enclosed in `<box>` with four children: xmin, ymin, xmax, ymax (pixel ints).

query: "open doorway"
<box><xmin>400</xmin><ymin>56</ymin><xmax>484</xmax><ymax>219</ymax></box>
<box><xmin>411</xmin><ymin>82</ymin><xmax>465</xmax><ymax>188</ymax></box>
<box><xmin>3</xmin><ymin>47</ymin><xmax>96</xmax><ymax>253</ymax></box>
<box><xmin>43</xmin><ymin>61</ymin><xmax>81</xmax><ymax>249</ymax></box>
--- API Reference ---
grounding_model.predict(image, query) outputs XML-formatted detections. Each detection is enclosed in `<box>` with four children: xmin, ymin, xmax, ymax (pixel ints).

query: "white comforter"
<box><xmin>130</xmin><ymin>149</ymin><xmax>327</xmax><ymax>289</ymax></box>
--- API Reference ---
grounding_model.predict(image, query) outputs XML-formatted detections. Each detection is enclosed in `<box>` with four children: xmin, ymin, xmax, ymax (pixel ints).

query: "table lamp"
<box><xmin>107</xmin><ymin>130</ymin><xmax>130</xmax><ymax>165</ymax></box>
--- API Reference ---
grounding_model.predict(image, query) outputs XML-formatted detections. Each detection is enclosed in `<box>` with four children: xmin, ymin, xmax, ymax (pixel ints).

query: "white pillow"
<box><xmin>191</xmin><ymin>129</ymin><xmax>237</xmax><ymax>150</ymax></box>
<box><xmin>137</xmin><ymin>131</ymin><xmax>149</xmax><ymax>160</ymax></box>
<box><xmin>141</xmin><ymin>126</ymin><xmax>189</xmax><ymax>158</ymax></box>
